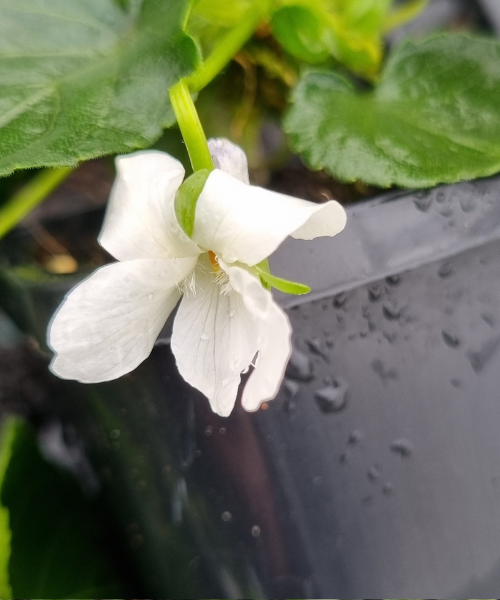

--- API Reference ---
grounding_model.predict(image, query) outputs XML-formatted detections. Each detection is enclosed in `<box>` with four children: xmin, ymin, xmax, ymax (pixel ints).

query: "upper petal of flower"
<box><xmin>48</xmin><ymin>257</ymin><xmax>197</xmax><ymax>383</ymax></box>
<box><xmin>192</xmin><ymin>169</ymin><xmax>347</xmax><ymax>266</ymax></box>
<box><xmin>208</xmin><ymin>138</ymin><xmax>250</xmax><ymax>184</ymax></box>
<box><xmin>171</xmin><ymin>255</ymin><xmax>259</xmax><ymax>417</ymax></box>
<box><xmin>99</xmin><ymin>151</ymin><xmax>201</xmax><ymax>261</ymax></box>
<box><xmin>221</xmin><ymin>260</ymin><xmax>292</xmax><ymax>411</ymax></box>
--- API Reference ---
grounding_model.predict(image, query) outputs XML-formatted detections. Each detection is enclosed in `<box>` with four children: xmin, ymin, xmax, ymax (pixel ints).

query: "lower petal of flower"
<box><xmin>48</xmin><ymin>257</ymin><xmax>197</xmax><ymax>383</ymax></box>
<box><xmin>171</xmin><ymin>255</ymin><xmax>259</xmax><ymax>417</ymax></box>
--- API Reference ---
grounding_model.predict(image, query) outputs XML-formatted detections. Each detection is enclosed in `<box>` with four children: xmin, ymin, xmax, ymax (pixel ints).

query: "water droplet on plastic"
<box><xmin>305</xmin><ymin>337</ymin><xmax>329</xmax><ymax>361</ymax></box>
<box><xmin>481</xmin><ymin>312</ymin><xmax>496</xmax><ymax>328</ymax></box>
<box><xmin>450</xmin><ymin>377</ymin><xmax>462</xmax><ymax>388</ymax></box>
<box><xmin>368</xmin><ymin>283</ymin><xmax>382</xmax><ymax>301</ymax></box>
<box><xmin>382</xmin><ymin>301</ymin><xmax>402</xmax><ymax>320</ymax></box>
<box><xmin>109</xmin><ymin>429</ymin><xmax>121</xmax><ymax>439</ymax></box>
<box><xmin>371</xmin><ymin>359</ymin><xmax>397</xmax><ymax>382</ymax></box>
<box><xmin>339</xmin><ymin>451</ymin><xmax>349</xmax><ymax>464</ymax></box>
<box><xmin>286</xmin><ymin>348</ymin><xmax>314</xmax><ymax>381</ymax></box>
<box><xmin>382</xmin><ymin>482</ymin><xmax>394</xmax><ymax>495</ymax></box>
<box><xmin>221</xmin><ymin>511</ymin><xmax>232</xmax><ymax>522</ymax></box>
<box><xmin>222</xmin><ymin>376</ymin><xmax>231</xmax><ymax>386</ymax></box>
<box><xmin>438</xmin><ymin>262</ymin><xmax>453</xmax><ymax>278</ymax></box>
<box><xmin>314</xmin><ymin>378</ymin><xmax>348</xmax><ymax>413</ymax></box>
<box><xmin>442</xmin><ymin>329</ymin><xmax>460</xmax><ymax>348</ymax></box>
<box><xmin>284</xmin><ymin>379</ymin><xmax>300</xmax><ymax>398</ymax></box>
<box><xmin>325</xmin><ymin>336</ymin><xmax>334</xmax><ymax>348</ymax></box>
<box><xmin>251</xmin><ymin>525</ymin><xmax>261</xmax><ymax>537</ymax></box>
<box><xmin>467</xmin><ymin>335</ymin><xmax>500</xmax><ymax>373</ymax></box>
<box><xmin>204</xmin><ymin>426</ymin><xmax>213</xmax><ymax>437</ymax></box>
<box><xmin>228</xmin><ymin>309</ymin><xmax>235</xmax><ymax>317</ymax></box>
<box><xmin>333</xmin><ymin>292</ymin><xmax>347</xmax><ymax>308</ymax></box>
<box><xmin>390</xmin><ymin>438</ymin><xmax>413</xmax><ymax>457</ymax></box>
<box><xmin>348</xmin><ymin>429</ymin><xmax>362</xmax><ymax>444</ymax></box>
<box><xmin>201</xmin><ymin>333</ymin><xmax>209</xmax><ymax>340</ymax></box>
<box><xmin>219</xmin><ymin>427</ymin><xmax>226</xmax><ymax>435</ymax></box>
<box><xmin>459</xmin><ymin>196</ymin><xmax>476</xmax><ymax>213</ymax></box>
<box><xmin>385</xmin><ymin>275</ymin><xmax>400</xmax><ymax>286</ymax></box>
<box><xmin>148</xmin><ymin>293</ymin><xmax>155</xmax><ymax>300</ymax></box>
<box><xmin>413</xmin><ymin>191</ymin><xmax>433</xmax><ymax>213</ymax></box>
<box><xmin>367</xmin><ymin>465</ymin><xmax>381</xmax><ymax>482</ymax></box>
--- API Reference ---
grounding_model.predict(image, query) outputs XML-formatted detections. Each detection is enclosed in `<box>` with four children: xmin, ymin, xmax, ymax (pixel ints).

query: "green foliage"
<box><xmin>271</xmin><ymin>0</ymin><xmax>395</xmax><ymax>77</ymax></box>
<box><xmin>0</xmin><ymin>420</ymin><xmax>17</xmax><ymax>600</ymax></box>
<box><xmin>0</xmin><ymin>0</ymin><xmax>199</xmax><ymax>177</ymax></box>
<box><xmin>1</xmin><ymin>419</ymin><xmax>124</xmax><ymax>598</ymax></box>
<box><xmin>285</xmin><ymin>34</ymin><xmax>500</xmax><ymax>188</ymax></box>
<box><xmin>175</xmin><ymin>169</ymin><xmax>210</xmax><ymax>236</ymax></box>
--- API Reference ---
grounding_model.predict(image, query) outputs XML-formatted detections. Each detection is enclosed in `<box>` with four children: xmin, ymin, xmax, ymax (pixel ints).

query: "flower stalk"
<box><xmin>169</xmin><ymin>80</ymin><xmax>214</xmax><ymax>173</ymax></box>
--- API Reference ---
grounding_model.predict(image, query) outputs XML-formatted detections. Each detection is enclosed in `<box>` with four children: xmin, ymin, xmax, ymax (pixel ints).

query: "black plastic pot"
<box><xmin>4</xmin><ymin>173</ymin><xmax>500</xmax><ymax>597</ymax></box>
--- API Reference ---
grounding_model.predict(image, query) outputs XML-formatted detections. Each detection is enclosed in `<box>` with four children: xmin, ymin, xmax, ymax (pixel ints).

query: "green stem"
<box><xmin>0</xmin><ymin>167</ymin><xmax>73</xmax><ymax>241</ymax></box>
<box><xmin>170</xmin><ymin>79</ymin><xmax>214</xmax><ymax>172</ymax></box>
<box><xmin>187</xmin><ymin>7</ymin><xmax>265</xmax><ymax>93</ymax></box>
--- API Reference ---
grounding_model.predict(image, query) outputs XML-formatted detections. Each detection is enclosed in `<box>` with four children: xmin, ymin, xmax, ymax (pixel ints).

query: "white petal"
<box><xmin>208</xmin><ymin>138</ymin><xmax>249</xmax><ymax>184</ymax></box>
<box><xmin>193</xmin><ymin>169</ymin><xmax>347</xmax><ymax>266</ymax></box>
<box><xmin>99</xmin><ymin>151</ymin><xmax>201</xmax><ymax>261</ymax></box>
<box><xmin>221</xmin><ymin>261</ymin><xmax>292</xmax><ymax>411</ymax></box>
<box><xmin>48</xmin><ymin>257</ymin><xmax>197</xmax><ymax>383</ymax></box>
<box><xmin>171</xmin><ymin>255</ymin><xmax>259</xmax><ymax>417</ymax></box>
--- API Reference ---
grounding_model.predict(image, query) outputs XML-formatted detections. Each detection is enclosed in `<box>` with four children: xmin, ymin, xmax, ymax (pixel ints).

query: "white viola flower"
<box><xmin>48</xmin><ymin>140</ymin><xmax>346</xmax><ymax>417</ymax></box>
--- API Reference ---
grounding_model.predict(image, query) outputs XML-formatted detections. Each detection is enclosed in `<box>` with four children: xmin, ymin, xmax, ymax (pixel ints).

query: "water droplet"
<box><xmin>385</xmin><ymin>275</ymin><xmax>400</xmax><ymax>286</ymax></box>
<box><xmin>481</xmin><ymin>312</ymin><xmax>496</xmax><ymax>328</ymax></box>
<box><xmin>413</xmin><ymin>191</ymin><xmax>433</xmax><ymax>212</ymax></box>
<box><xmin>325</xmin><ymin>336</ymin><xmax>334</xmax><ymax>348</ymax></box>
<box><xmin>251</xmin><ymin>525</ymin><xmax>261</xmax><ymax>537</ymax></box>
<box><xmin>228</xmin><ymin>309</ymin><xmax>235</xmax><ymax>317</ymax></box>
<box><xmin>284</xmin><ymin>379</ymin><xmax>300</xmax><ymax>398</ymax></box>
<box><xmin>438</xmin><ymin>204</ymin><xmax>453</xmax><ymax>218</ymax></box>
<box><xmin>201</xmin><ymin>333</ymin><xmax>209</xmax><ymax>340</ymax></box>
<box><xmin>450</xmin><ymin>377</ymin><xmax>462</xmax><ymax>388</ymax></box>
<box><xmin>371</xmin><ymin>359</ymin><xmax>397</xmax><ymax>382</ymax></box>
<box><xmin>382</xmin><ymin>482</ymin><xmax>394</xmax><ymax>495</ymax></box>
<box><xmin>368</xmin><ymin>284</ymin><xmax>382</xmax><ymax>301</ymax></box>
<box><xmin>459</xmin><ymin>196</ymin><xmax>476</xmax><ymax>213</ymax></box>
<box><xmin>467</xmin><ymin>335</ymin><xmax>500</xmax><ymax>373</ymax></box>
<box><xmin>348</xmin><ymin>429</ymin><xmax>362</xmax><ymax>444</ymax></box>
<box><xmin>221</xmin><ymin>511</ymin><xmax>232</xmax><ymax>522</ymax></box>
<box><xmin>314</xmin><ymin>378</ymin><xmax>348</xmax><ymax>413</ymax></box>
<box><xmin>382</xmin><ymin>301</ymin><xmax>402</xmax><ymax>320</ymax></box>
<box><xmin>148</xmin><ymin>293</ymin><xmax>155</xmax><ymax>300</ymax></box>
<box><xmin>333</xmin><ymin>292</ymin><xmax>347</xmax><ymax>308</ymax></box>
<box><xmin>109</xmin><ymin>429</ymin><xmax>121</xmax><ymax>439</ymax></box>
<box><xmin>222</xmin><ymin>377</ymin><xmax>231</xmax><ymax>386</ymax></box>
<box><xmin>204</xmin><ymin>426</ymin><xmax>213</xmax><ymax>437</ymax></box>
<box><xmin>435</xmin><ymin>191</ymin><xmax>446</xmax><ymax>203</ymax></box>
<box><xmin>339</xmin><ymin>451</ymin><xmax>349</xmax><ymax>464</ymax></box>
<box><xmin>367</xmin><ymin>465</ymin><xmax>381</xmax><ymax>482</ymax></box>
<box><xmin>441</xmin><ymin>329</ymin><xmax>460</xmax><ymax>347</ymax></box>
<box><xmin>305</xmin><ymin>337</ymin><xmax>329</xmax><ymax>361</ymax></box>
<box><xmin>390</xmin><ymin>438</ymin><xmax>413</xmax><ymax>457</ymax></box>
<box><xmin>362</xmin><ymin>495</ymin><xmax>374</xmax><ymax>506</ymax></box>
<box><xmin>438</xmin><ymin>262</ymin><xmax>453</xmax><ymax>278</ymax></box>
<box><xmin>286</xmin><ymin>348</ymin><xmax>314</xmax><ymax>382</ymax></box>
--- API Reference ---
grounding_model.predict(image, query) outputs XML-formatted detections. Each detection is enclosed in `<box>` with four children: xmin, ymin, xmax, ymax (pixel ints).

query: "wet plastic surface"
<box><xmin>4</xmin><ymin>174</ymin><xmax>500</xmax><ymax>596</ymax></box>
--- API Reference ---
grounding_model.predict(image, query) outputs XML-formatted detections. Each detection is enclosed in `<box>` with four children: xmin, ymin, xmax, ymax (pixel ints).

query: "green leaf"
<box><xmin>285</xmin><ymin>34</ymin><xmax>500</xmax><ymax>188</ymax></box>
<box><xmin>255</xmin><ymin>265</ymin><xmax>310</xmax><ymax>295</ymax></box>
<box><xmin>175</xmin><ymin>169</ymin><xmax>210</xmax><ymax>237</ymax></box>
<box><xmin>271</xmin><ymin>5</ymin><xmax>331</xmax><ymax>64</ymax></box>
<box><xmin>0</xmin><ymin>0</ymin><xmax>199</xmax><ymax>177</ymax></box>
<box><xmin>1</xmin><ymin>419</ymin><xmax>125</xmax><ymax>598</ymax></box>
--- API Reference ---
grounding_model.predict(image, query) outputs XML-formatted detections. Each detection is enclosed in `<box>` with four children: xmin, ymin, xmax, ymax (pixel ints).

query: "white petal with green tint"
<box><xmin>193</xmin><ymin>169</ymin><xmax>347</xmax><ymax>266</ymax></box>
<box><xmin>48</xmin><ymin>257</ymin><xmax>196</xmax><ymax>383</ymax></box>
<box><xmin>100</xmin><ymin>151</ymin><xmax>201</xmax><ymax>261</ymax></box>
<box><xmin>171</xmin><ymin>255</ymin><xmax>259</xmax><ymax>416</ymax></box>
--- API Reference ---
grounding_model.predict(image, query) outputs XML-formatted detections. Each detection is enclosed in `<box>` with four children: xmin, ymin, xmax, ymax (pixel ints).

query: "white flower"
<box><xmin>48</xmin><ymin>140</ymin><xmax>346</xmax><ymax>416</ymax></box>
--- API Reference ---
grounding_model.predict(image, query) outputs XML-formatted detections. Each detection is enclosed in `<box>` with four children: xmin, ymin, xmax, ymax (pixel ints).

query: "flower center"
<box><xmin>208</xmin><ymin>250</ymin><xmax>220</xmax><ymax>272</ymax></box>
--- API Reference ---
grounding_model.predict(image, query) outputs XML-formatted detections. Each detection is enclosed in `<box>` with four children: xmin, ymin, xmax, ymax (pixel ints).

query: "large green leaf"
<box><xmin>1</xmin><ymin>419</ymin><xmax>127</xmax><ymax>597</ymax></box>
<box><xmin>0</xmin><ymin>0</ymin><xmax>199</xmax><ymax>176</ymax></box>
<box><xmin>285</xmin><ymin>34</ymin><xmax>500</xmax><ymax>188</ymax></box>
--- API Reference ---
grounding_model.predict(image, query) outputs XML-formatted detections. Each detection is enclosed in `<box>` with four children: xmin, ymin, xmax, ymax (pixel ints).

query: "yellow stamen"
<box><xmin>208</xmin><ymin>250</ymin><xmax>220</xmax><ymax>272</ymax></box>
